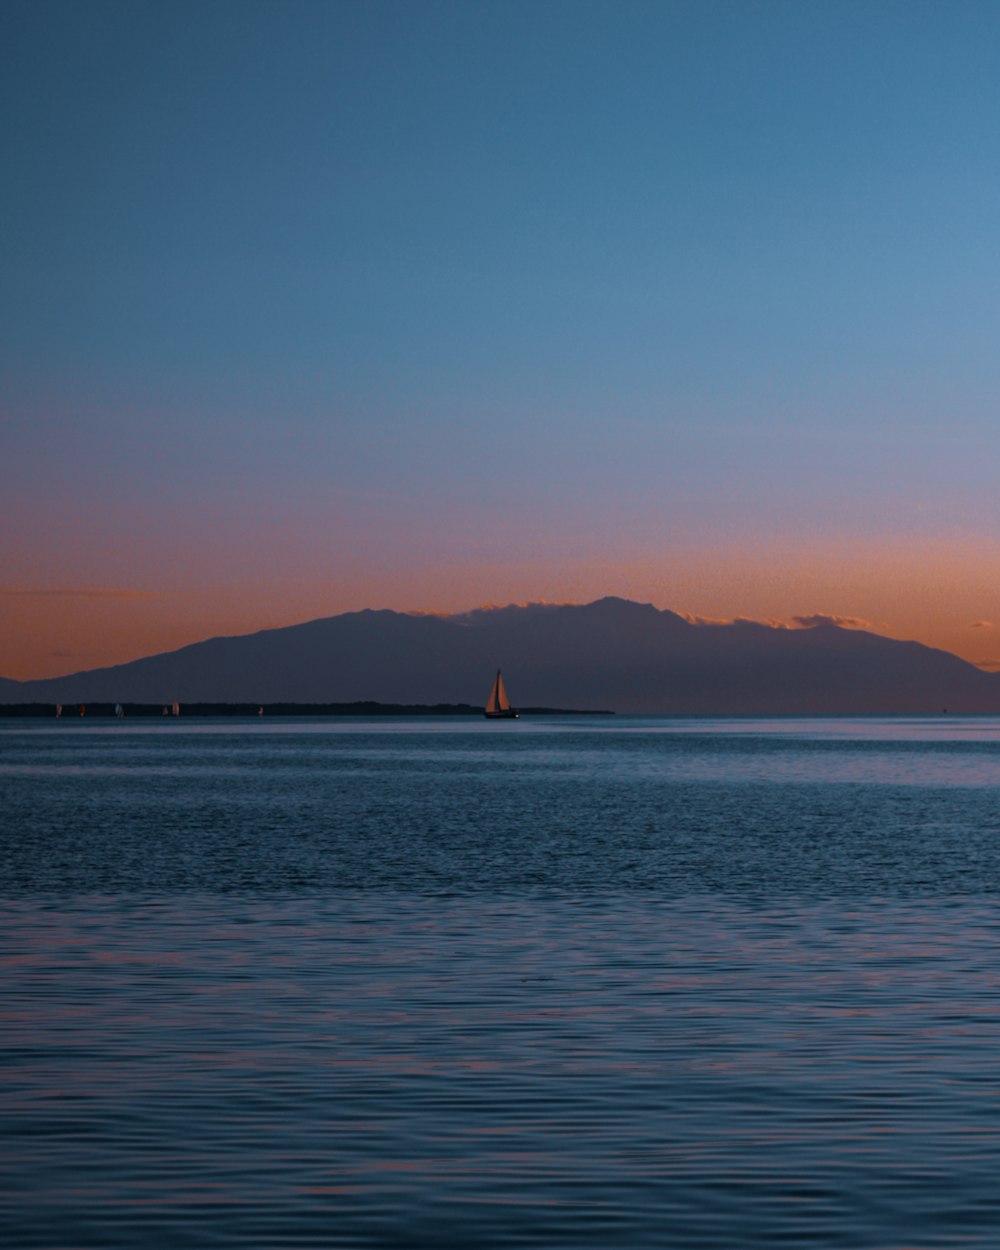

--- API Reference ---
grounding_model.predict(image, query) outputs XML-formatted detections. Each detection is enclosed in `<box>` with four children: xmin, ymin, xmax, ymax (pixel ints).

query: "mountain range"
<box><xmin>2</xmin><ymin>597</ymin><xmax>998</xmax><ymax>714</ymax></box>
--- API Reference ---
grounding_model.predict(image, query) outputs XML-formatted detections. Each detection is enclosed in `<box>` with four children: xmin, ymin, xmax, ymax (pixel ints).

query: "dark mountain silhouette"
<box><xmin>2</xmin><ymin>597</ymin><xmax>998</xmax><ymax>713</ymax></box>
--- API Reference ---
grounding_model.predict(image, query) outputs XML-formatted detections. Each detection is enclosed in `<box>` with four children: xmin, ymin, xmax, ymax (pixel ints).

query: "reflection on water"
<box><xmin>3</xmin><ymin>717</ymin><xmax>1000</xmax><ymax>1247</ymax></box>
<box><xmin>5</xmin><ymin>717</ymin><xmax>1000</xmax><ymax>896</ymax></box>
<box><xmin>6</xmin><ymin>895</ymin><xmax>1000</xmax><ymax>1249</ymax></box>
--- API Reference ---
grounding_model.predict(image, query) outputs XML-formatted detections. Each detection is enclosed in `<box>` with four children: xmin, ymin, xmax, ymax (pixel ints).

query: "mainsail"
<box><xmin>485</xmin><ymin>669</ymin><xmax>517</xmax><ymax>718</ymax></box>
<box><xmin>486</xmin><ymin>670</ymin><xmax>508</xmax><ymax>714</ymax></box>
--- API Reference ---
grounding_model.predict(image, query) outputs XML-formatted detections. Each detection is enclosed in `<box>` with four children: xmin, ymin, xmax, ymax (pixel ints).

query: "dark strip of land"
<box><xmin>0</xmin><ymin>702</ymin><xmax>613</xmax><ymax>718</ymax></box>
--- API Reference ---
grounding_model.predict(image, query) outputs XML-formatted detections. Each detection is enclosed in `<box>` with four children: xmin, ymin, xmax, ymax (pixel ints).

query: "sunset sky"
<box><xmin>4</xmin><ymin>0</ymin><xmax>1000</xmax><ymax>680</ymax></box>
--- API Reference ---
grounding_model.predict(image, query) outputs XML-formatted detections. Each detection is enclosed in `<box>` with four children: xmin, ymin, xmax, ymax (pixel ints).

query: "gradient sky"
<box><xmin>4</xmin><ymin>0</ymin><xmax>1000</xmax><ymax>680</ymax></box>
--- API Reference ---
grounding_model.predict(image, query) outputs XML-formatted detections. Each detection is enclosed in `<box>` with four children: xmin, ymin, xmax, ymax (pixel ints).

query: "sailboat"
<box><xmin>484</xmin><ymin>669</ymin><xmax>518</xmax><ymax>719</ymax></box>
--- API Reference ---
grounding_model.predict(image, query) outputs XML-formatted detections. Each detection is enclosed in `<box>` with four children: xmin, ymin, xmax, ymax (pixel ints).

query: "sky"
<box><xmin>4</xmin><ymin>0</ymin><xmax>1000</xmax><ymax>680</ymax></box>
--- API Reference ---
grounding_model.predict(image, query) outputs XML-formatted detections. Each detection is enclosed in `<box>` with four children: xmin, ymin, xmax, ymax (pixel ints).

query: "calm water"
<box><xmin>3</xmin><ymin>715</ymin><xmax>1000</xmax><ymax>1248</ymax></box>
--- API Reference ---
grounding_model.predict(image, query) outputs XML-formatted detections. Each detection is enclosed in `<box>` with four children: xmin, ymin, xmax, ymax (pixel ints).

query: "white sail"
<box><xmin>495</xmin><ymin>671</ymin><xmax>510</xmax><ymax>711</ymax></box>
<box><xmin>485</xmin><ymin>669</ymin><xmax>514</xmax><ymax>715</ymax></box>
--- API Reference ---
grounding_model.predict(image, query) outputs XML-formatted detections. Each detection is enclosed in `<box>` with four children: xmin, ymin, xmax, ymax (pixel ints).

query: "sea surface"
<box><xmin>3</xmin><ymin>715</ymin><xmax>1000</xmax><ymax>1248</ymax></box>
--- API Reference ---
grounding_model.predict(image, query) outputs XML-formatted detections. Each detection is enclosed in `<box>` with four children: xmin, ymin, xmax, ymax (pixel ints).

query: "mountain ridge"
<box><xmin>2</xmin><ymin>597</ymin><xmax>998</xmax><ymax>714</ymax></box>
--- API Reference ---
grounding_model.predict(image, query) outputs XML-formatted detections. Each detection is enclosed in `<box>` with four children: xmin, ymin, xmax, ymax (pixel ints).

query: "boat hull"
<box><xmin>484</xmin><ymin>710</ymin><xmax>519</xmax><ymax>719</ymax></box>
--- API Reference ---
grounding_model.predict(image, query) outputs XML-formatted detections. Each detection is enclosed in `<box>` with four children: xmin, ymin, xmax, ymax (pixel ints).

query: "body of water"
<box><xmin>3</xmin><ymin>716</ymin><xmax>1000</xmax><ymax>1247</ymax></box>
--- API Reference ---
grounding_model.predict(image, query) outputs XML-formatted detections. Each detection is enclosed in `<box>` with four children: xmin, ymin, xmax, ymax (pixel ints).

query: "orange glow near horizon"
<box><xmin>3</xmin><ymin>535</ymin><xmax>1000</xmax><ymax>682</ymax></box>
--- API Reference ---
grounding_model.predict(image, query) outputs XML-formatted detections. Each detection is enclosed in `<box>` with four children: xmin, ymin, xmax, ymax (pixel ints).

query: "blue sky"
<box><xmin>4</xmin><ymin>0</ymin><xmax>1000</xmax><ymax>676</ymax></box>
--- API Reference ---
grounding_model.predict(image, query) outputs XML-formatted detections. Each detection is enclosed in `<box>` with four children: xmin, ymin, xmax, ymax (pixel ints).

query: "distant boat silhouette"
<box><xmin>485</xmin><ymin>669</ymin><xmax>518</xmax><ymax>719</ymax></box>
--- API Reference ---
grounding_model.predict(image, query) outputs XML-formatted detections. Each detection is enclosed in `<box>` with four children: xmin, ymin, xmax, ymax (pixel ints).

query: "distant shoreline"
<box><xmin>0</xmin><ymin>702</ymin><xmax>615</xmax><ymax>718</ymax></box>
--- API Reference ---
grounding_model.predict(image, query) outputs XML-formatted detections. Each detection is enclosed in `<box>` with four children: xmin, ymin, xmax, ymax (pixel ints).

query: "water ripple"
<box><xmin>4</xmin><ymin>719</ymin><xmax>1000</xmax><ymax>1246</ymax></box>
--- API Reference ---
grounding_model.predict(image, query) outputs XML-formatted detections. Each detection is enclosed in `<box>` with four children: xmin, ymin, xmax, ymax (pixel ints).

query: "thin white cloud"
<box><xmin>735</xmin><ymin>616</ymin><xmax>789</xmax><ymax>629</ymax></box>
<box><xmin>791</xmin><ymin>613</ymin><xmax>875</xmax><ymax>631</ymax></box>
<box><xmin>456</xmin><ymin>600</ymin><xmax>576</xmax><ymax>620</ymax></box>
<box><xmin>685</xmin><ymin>611</ymin><xmax>882</xmax><ymax>632</ymax></box>
<box><xmin>973</xmin><ymin>658</ymin><xmax>1000</xmax><ymax>671</ymax></box>
<box><xmin>680</xmin><ymin>612</ymin><xmax>789</xmax><ymax>629</ymax></box>
<box><xmin>970</xmin><ymin>620</ymin><xmax>994</xmax><ymax>629</ymax></box>
<box><xmin>679</xmin><ymin>612</ymin><xmax>732</xmax><ymax>626</ymax></box>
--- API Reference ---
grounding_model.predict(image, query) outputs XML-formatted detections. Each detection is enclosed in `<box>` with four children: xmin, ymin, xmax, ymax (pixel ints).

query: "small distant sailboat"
<box><xmin>485</xmin><ymin>669</ymin><xmax>518</xmax><ymax>719</ymax></box>
<box><xmin>115</xmin><ymin>703</ymin><xmax>124</xmax><ymax>719</ymax></box>
<box><xmin>171</xmin><ymin>702</ymin><xmax>180</xmax><ymax>717</ymax></box>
